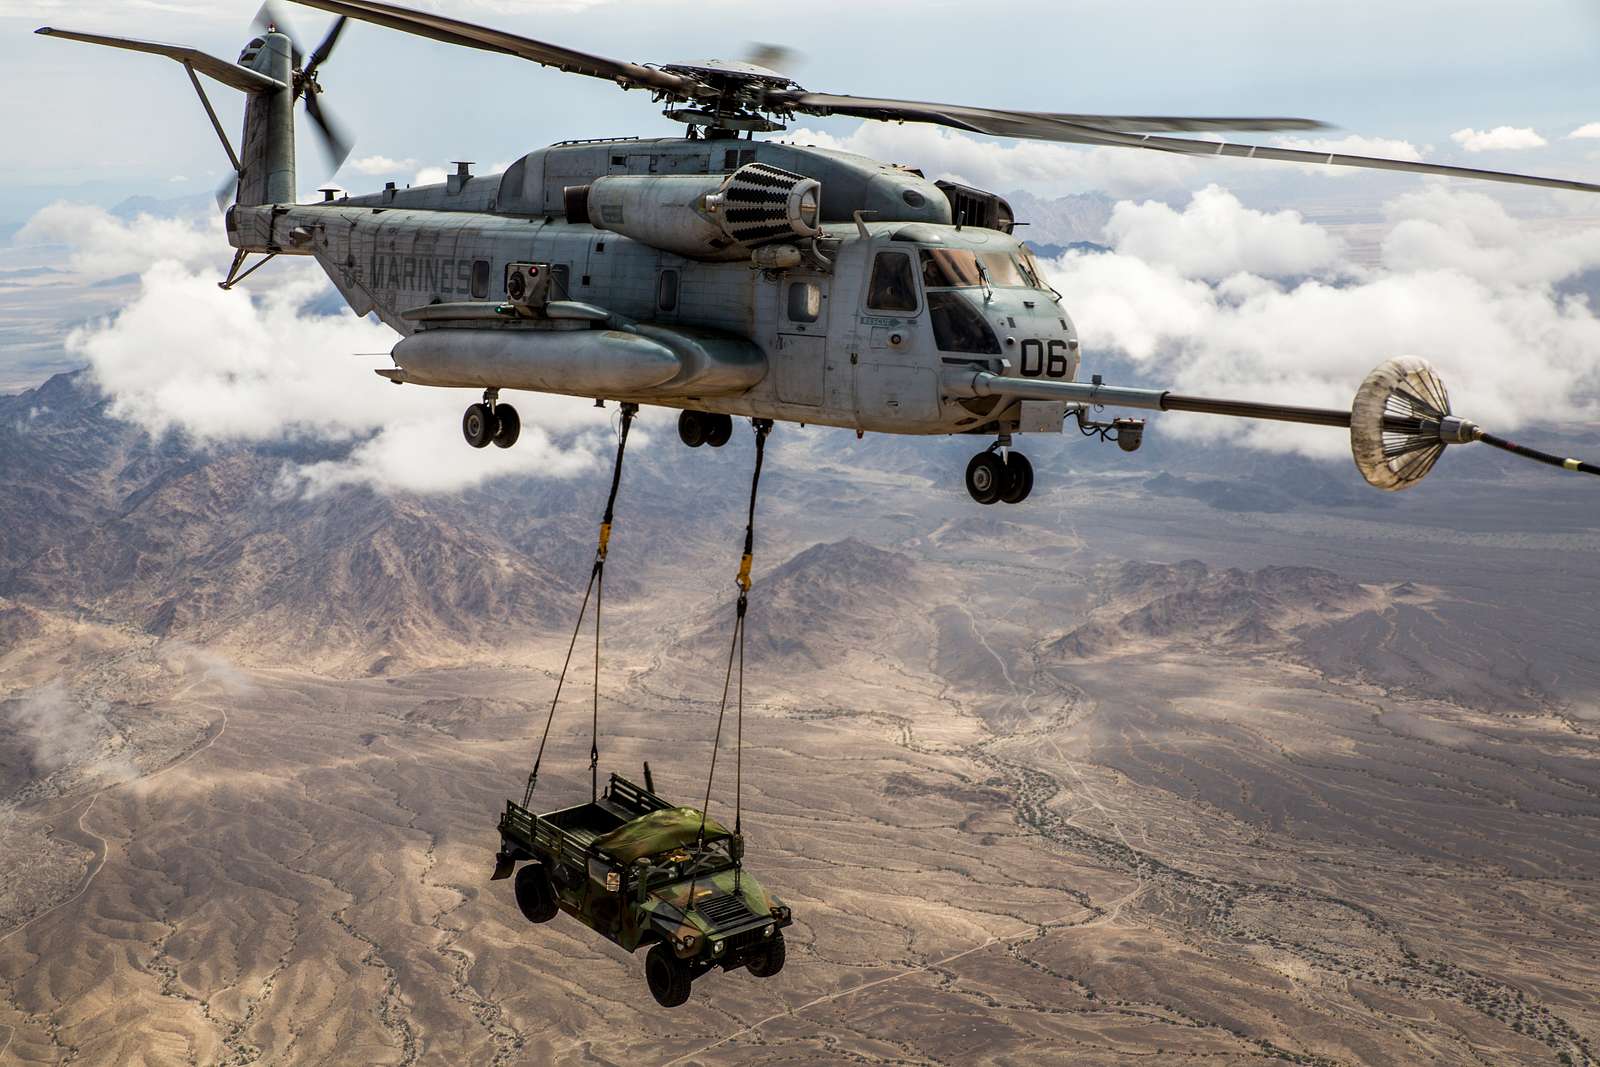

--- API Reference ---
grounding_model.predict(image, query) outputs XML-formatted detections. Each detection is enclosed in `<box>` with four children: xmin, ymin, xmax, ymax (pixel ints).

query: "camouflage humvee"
<box><xmin>494</xmin><ymin>772</ymin><xmax>792</xmax><ymax>1006</ymax></box>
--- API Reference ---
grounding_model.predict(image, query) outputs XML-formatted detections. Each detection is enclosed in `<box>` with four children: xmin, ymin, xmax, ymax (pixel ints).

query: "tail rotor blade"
<box><xmin>304</xmin><ymin>90</ymin><xmax>354</xmax><ymax>173</ymax></box>
<box><xmin>251</xmin><ymin>0</ymin><xmax>304</xmax><ymax>66</ymax></box>
<box><xmin>305</xmin><ymin>15</ymin><xmax>347</xmax><ymax>76</ymax></box>
<box><xmin>214</xmin><ymin>171</ymin><xmax>239</xmax><ymax>213</ymax></box>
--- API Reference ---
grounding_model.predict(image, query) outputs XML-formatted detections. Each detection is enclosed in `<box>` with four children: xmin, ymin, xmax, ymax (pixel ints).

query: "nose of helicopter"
<box><xmin>975</xmin><ymin>288</ymin><xmax>1080</xmax><ymax>381</ymax></box>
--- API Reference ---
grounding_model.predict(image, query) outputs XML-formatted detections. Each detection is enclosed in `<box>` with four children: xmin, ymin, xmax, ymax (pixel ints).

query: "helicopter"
<box><xmin>36</xmin><ymin>0</ymin><xmax>1600</xmax><ymax>502</ymax></box>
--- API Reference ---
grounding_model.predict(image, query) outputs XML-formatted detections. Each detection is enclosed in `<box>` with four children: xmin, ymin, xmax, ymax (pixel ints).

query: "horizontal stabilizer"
<box><xmin>35</xmin><ymin>27</ymin><xmax>287</xmax><ymax>93</ymax></box>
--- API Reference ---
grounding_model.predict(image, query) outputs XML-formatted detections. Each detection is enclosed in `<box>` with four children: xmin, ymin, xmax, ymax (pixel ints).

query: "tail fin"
<box><xmin>233</xmin><ymin>33</ymin><xmax>297</xmax><ymax>207</ymax></box>
<box><xmin>35</xmin><ymin>27</ymin><xmax>297</xmax><ymax>209</ymax></box>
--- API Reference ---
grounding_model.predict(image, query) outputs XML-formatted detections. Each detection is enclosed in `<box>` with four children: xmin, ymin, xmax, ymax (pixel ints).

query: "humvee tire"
<box><xmin>514</xmin><ymin>863</ymin><xmax>558</xmax><ymax>923</ymax></box>
<box><xmin>645</xmin><ymin>943</ymin><xmax>692</xmax><ymax>1007</ymax></box>
<box><xmin>746</xmin><ymin>931</ymin><xmax>786</xmax><ymax>978</ymax></box>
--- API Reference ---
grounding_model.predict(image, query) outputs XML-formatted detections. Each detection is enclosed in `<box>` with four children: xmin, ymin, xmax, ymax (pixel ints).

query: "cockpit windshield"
<box><xmin>921</xmin><ymin>248</ymin><xmax>1039</xmax><ymax>290</ymax></box>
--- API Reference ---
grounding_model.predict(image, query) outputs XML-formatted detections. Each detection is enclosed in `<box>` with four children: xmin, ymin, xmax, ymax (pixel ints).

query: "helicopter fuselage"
<box><xmin>229</xmin><ymin>137</ymin><xmax>1080</xmax><ymax>438</ymax></box>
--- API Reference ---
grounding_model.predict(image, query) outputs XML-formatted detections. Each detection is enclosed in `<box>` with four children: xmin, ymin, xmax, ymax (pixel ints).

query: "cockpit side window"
<box><xmin>928</xmin><ymin>292</ymin><xmax>1002</xmax><ymax>354</ymax></box>
<box><xmin>867</xmin><ymin>251</ymin><xmax>918</xmax><ymax>312</ymax></box>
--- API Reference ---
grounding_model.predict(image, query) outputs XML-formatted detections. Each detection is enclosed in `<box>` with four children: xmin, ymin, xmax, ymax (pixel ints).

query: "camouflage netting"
<box><xmin>596</xmin><ymin>807</ymin><xmax>732</xmax><ymax>863</ymax></box>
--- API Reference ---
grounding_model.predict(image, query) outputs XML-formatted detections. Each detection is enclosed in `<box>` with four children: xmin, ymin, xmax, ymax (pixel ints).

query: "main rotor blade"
<box><xmin>290</xmin><ymin>0</ymin><xmax>695</xmax><ymax>95</ymax></box>
<box><xmin>304</xmin><ymin>90</ymin><xmax>354</xmax><ymax>173</ymax></box>
<box><xmin>779</xmin><ymin>92</ymin><xmax>1328</xmax><ymax>134</ymax></box>
<box><xmin>1039</xmin><ymin>121</ymin><xmax>1600</xmax><ymax>195</ymax></box>
<box><xmin>783</xmin><ymin>92</ymin><xmax>1600</xmax><ymax>195</ymax></box>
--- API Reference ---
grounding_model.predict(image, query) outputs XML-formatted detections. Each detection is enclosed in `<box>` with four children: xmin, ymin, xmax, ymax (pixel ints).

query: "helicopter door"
<box><xmin>772</xmin><ymin>275</ymin><xmax>829</xmax><ymax>406</ymax></box>
<box><xmin>855</xmin><ymin>250</ymin><xmax>940</xmax><ymax>427</ymax></box>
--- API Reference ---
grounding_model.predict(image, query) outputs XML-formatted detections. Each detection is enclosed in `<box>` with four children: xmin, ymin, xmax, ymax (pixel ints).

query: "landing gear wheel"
<box><xmin>463</xmin><ymin>403</ymin><xmax>494</xmax><ymax>449</ymax></box>
<box><xmin>678</xmin><ymin>410</ymin><xmax>708</xmax><ymax>448</ymax></box>
<box><xmin>513</xmin><ymin>863</ymin><xmax>558</xmax><ymax>923</ymax></box>
<box><xmin>492</xmin><ymin>404</ymin><xmax>521</xmax><ymax>449</ymax></box>
<box><xmin>704</xmin><ymin>413</ymin><xmax>733</xmax><ymax>448</ymax></box>
<box><xmin>746</xmin><ymin>931</ymin><xmax>786</xmax><ymax>978</ymax></box>
<box><xmin>645</xmin><ymin>943</ymin><xmax>692</xmax><ymax>1007</ymax></box>
<box><xmin>998</xmin><ymin>452</ymin><xmax>1034</xmax><ymax>504</ymax></box>
<box><xmin>965</xmin><ymin>453</ymin><xmax>1005</xmax><ymax>505</ymax></box>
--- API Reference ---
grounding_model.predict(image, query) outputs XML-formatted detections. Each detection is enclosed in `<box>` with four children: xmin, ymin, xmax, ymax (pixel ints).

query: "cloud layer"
<box><xmin>44</xmin><ymin>205</ymin><xmax>611</xmax><ymax>496</ymax></box>
<box><xmin>1045</xmin><ymin>186</ymin><xmax>1600</xmax><ymax>458</ymax></box>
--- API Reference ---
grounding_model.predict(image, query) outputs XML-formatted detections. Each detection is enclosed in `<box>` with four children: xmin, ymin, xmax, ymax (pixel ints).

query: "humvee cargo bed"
<box><xmin>495</xmin><ymin>773</ymin><xmax>791</xmax><ymax>1006</ymax></box>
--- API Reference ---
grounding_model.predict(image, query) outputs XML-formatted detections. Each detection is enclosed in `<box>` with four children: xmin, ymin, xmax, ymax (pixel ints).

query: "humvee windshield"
<box><xmin>633</xmin><ymin>837</ymin><xmax>738</xmax><ymax>889</ymax></box>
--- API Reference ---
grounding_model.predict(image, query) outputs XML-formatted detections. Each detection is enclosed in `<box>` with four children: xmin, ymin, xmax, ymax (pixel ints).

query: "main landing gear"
<box><xmin>965</xmin><ymin>439</ymin><xmax>1033</xmax><ymax>505</ymax></box>
<box><xmin>463</xmin><ymin>389</ymin><xmax>520</xmax><ymax>449</ymax></box>
<box><xmin>677</xmin><ymin>409</ymin><xmax>733</xmax><ymax>448</ymax></box>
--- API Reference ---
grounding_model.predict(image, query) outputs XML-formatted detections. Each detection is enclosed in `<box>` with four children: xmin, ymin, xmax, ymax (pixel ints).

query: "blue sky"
<box><xmin>3</xmin><ymin>0</ymin><xmax>1599</xmax><ymax>221</ymax></box>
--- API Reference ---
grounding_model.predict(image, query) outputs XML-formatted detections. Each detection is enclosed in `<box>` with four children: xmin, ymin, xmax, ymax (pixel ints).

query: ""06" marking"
<box><xmin>1019</xmin><ymin>338</ymin><xmax>1072</xmax><ymax>378</ymax></box>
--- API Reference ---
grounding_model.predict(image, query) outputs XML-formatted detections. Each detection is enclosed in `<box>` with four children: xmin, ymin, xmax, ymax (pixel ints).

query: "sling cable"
<box><xmin>694</xmin><ymin>418</ymin><xmax>774</xmax><ymax>895</ymax></box>
<box><xmin>515</xmin><ymin>401</ymin><xmax>638</xmax><ymax>833</ymax></box>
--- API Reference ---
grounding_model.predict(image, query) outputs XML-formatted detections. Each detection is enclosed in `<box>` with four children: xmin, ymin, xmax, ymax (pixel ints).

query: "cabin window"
<box><xmin>470</xmin><ymin>259</ymin><xmax>490</xmax><ymax>300</ymax></box>
<box><xmin>786</xmin><ymin>281</ymin><xmax>821</xmax><ymax>323</ymax></box>
<box><xmin>657</xmin><ymin>269</ymin><xmax>679</xmax><ymax>312</ymax></box>
<box><xmin>867</xmin><ymin>252</ymin><xmax>918</xmax><ymax>312</ymax></box>
<box><xmin>722</xmin><ymin>148</ymin><xmax>758</xmax><ymax>171</ymax></box>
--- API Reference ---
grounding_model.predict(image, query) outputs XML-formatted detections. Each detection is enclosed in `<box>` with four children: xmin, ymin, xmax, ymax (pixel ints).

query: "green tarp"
<box><xmin>596</xmin><ymin>806</ymin><xmax>732</xmax><ymax>863</ymax></box>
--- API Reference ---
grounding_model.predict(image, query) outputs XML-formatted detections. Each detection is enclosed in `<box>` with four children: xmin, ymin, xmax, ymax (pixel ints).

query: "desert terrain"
<box><xmin>1</xmin><ymin>371</ymin><xmax>1599</xmax><ymax>1065</ymax></box>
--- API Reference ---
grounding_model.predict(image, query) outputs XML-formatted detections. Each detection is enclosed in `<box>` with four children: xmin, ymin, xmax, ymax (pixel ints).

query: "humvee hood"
<box><xmin>596</xmin><ymin>806</ymin><xmax>732</xmax><ymax>862</ymax></box>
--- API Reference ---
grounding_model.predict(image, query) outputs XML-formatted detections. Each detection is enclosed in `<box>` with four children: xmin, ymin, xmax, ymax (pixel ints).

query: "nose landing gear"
<box><xmin>678</xmin><ymin>410</ymin><xmax>733</xmax><ymax>449</ymax></box>
<box><xmin>965</xmin><ymin>441</ymin><xmax>1034</xmax><ymax>505</ymax></box>
<box><xmin>463</xmin><ymin>389</ymin><xmax>521</xmax><ymax>449</ymax></box>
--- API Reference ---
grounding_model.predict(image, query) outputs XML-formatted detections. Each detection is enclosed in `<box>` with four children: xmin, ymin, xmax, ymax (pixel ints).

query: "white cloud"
<box><xmin>413</xmin><ymin>166</ymin><xmax>450</xmax><ymax>187</ymax></box>
<box><xmin>1450</xmin><ymin>126</ymin><xmax>1548</xmax><ymax>152</ymax></box>
<box><xmin>29</xmin><ymin>204</ymin><xmax>612</xmax><ymax>495</ymax></box>
<box><xmin>3</xmin><ymin>679</ymin><xmax>132</xmax><ymax>782</ymax></box>
<box><xmin>16</xmin><ymin>202</ymin><xmax>220</xmax><ymax>278</ymax></box>
<box><xmin>68</xmin><ymin>260</ymin><xmax>611</xmax><ymax>493</ymax></box>
<box><xmin>785</xmin><ymin>123</ymin><xmax>1198</xmax><ymax>199</ymax></box>
<box><xmin>1272</xmin><ymin>135</ymin><xmax>1425</xmax><ymax>162</ymax></box>
<box><xmin>1379</xmin><ymin>186</ymin><xmax>1600</xmax><ymax>286</ymax></box>
<box><xmin>1045</xmin><ymin>186</ymin><xmax>1600</xmax><ymax>458</ymax></box>
<box><xmin>281</xmin><ymin>416</ymin><xmax>609</xmax><ymax>497</ymax></box>
<box><xmin>343</xmin><ymin>155</ymin><xmax>419</xmax><ymax>176</ymax></box>
<box><xmin>1567</xmin><ymin>123</ymin><xmax>1600</xmax><ymax>140</ymax></box>
<box><xmin>1104</xmin><ymin>185</ymin><xmax>1349</xmax><ymax>282</ymax></box>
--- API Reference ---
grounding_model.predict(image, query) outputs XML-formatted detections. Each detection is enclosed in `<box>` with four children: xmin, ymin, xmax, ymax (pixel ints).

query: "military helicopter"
<box><xmin>37</xmin><ymin>0</ymin><xmax>1600</xmax><ymax>501</ymax></box>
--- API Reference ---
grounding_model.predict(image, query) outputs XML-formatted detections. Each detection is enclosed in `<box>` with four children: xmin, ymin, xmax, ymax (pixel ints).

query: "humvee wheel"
<box><xmin>514</xmin><ymin>863</ymin><xmax>558</xmax><ymax>923</ymax></box>
<box><xmin>746</xmin><ymin>931</ymin><xmax>786</xmax><ymax>978</ymax></box>
<box><xmin>645</xmin><ymin>943</ymin><xmax>692</xmax><ymax>1007</ymax></box>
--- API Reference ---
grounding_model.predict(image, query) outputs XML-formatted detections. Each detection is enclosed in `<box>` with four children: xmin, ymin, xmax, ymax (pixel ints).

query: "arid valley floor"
<box><xmin>2</xmin><ymin>376</ymin><xmax>1599</xmax><ymax>1066</ymax></box>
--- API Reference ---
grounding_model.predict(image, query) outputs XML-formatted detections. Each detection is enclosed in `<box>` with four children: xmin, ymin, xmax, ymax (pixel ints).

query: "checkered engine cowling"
<box><xmin>711</xmin><ymin>163</ymin><xmax>822</xmax><ymax>248</ymax></box>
